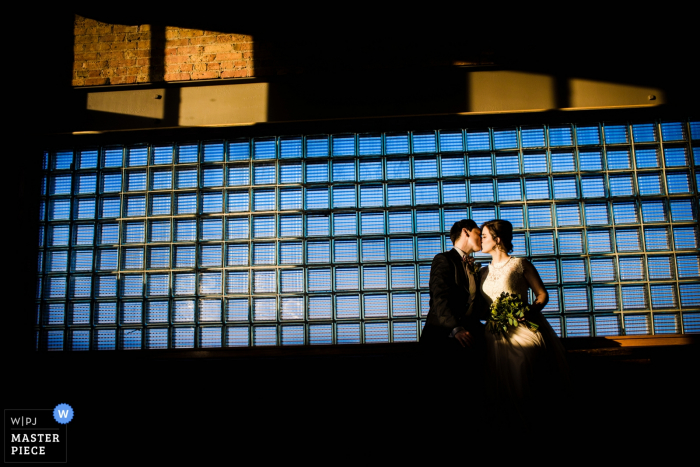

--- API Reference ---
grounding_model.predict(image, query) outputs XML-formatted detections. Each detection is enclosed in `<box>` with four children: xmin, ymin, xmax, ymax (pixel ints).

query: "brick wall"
<box><xmin>73</xmin><ymin>15</ymin><xmax>253</xmax><ymax>86</ymax></box>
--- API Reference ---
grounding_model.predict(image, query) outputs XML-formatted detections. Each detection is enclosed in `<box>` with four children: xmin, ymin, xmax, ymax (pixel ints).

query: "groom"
<box><xmin>420</xmin><ymin>219</ymin><xmax>486</xmax><ymax>361</ymax></box>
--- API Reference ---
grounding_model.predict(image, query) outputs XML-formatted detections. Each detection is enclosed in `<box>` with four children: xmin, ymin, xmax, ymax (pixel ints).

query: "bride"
<box><xmin>478</xmin><ymin>219</ymin><xmax>568</xmax><ymax>421</ymax></box>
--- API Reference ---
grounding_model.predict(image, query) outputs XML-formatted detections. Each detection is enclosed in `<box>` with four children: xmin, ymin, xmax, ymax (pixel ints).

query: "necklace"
<box><xmin>490</xmin><ymin>256</ymin><xmax>512</xmax><ymax>269</ymax></box>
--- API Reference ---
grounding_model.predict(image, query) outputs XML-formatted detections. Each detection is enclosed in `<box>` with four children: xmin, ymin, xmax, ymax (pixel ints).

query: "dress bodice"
<box><xmin>480</xmin><ymin>256</ymin><xmax>529</xmax><ymax>307</ymax></box>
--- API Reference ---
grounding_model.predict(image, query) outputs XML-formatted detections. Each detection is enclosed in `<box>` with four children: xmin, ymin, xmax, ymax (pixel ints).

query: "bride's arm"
<box><xmin>522</xmin><ymin>259</ymin><xmax>548</xmax><ymax>316</ymax></box>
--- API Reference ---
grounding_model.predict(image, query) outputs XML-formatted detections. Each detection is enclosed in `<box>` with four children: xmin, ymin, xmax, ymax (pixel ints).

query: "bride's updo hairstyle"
<box><xmin>481</xmin><ymin>220</ymin><xmax>514</xmax><ymax>253</ymax></box>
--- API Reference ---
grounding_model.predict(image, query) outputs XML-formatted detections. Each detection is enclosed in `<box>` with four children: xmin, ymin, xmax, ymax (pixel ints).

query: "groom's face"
<box><xmin>463</xmin><ymin>228</ymin><xmax>482</xmax><ymax>252</ymax></box>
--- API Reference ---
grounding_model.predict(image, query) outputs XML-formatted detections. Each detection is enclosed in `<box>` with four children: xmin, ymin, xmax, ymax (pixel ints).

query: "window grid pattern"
<box><xmin>37</xmin><ymin>121</ymin><xmax>700</xmax><ymax>349</ymax></box>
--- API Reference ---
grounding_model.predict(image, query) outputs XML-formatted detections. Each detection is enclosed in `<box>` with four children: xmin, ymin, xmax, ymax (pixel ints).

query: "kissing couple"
<box><xmin>420</xmin><ymin>219</ymin><xmax>568</xmax><ymax>424</ymax></box>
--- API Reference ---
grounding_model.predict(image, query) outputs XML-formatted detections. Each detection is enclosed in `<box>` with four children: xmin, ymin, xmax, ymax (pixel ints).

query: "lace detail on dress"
<box><xmin>480</xmin><ymin>257</ymin><xmax>529</xmax><ymax>307</ymax></box>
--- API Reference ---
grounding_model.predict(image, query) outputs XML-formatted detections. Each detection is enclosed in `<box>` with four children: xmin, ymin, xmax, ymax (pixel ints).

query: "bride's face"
<box><xmin>481</xmin><ymin>228</ymin><xmax>500</xmax><ymax>254</ymax></box>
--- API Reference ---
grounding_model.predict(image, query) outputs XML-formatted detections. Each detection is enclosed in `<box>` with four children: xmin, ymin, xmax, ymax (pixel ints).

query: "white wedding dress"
<box><xmin>480</xmin><ymin>257</ymin><xmax>568</xmax><ymax>420</ymax></box>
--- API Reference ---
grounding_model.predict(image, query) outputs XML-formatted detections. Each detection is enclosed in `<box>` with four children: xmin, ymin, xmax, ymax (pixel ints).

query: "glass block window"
<box><xmin>36</xmin><ymin>119</ymin><xmax>699</xmax><ymax>349</ymax></box>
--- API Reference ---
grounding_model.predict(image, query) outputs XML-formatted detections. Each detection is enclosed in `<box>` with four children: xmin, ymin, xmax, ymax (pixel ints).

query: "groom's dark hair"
<box><xmin>449</xmin><ymin>219</ymin><xmax>479</xmax><ymax>244</ymax></box>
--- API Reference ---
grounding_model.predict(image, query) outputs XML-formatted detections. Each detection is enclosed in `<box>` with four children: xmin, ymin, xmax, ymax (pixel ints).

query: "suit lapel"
<box><xmin>449</xmin><ymin>249</ymin><xmax>470</xmax><ymax>291</ymax></box>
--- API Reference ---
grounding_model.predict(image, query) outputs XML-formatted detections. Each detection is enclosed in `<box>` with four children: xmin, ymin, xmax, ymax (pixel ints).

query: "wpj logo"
<box><xmin>4</xmin><ymin>404</ymin><xmax>72</xmax><ymax>463</ymax></box>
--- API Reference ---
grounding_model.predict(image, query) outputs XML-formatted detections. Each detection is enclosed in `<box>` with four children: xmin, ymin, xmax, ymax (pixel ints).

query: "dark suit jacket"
<box><xmin>420</xmin><ymin>249</ymin><xmax>486</xmax><ymax>351</ymax></box>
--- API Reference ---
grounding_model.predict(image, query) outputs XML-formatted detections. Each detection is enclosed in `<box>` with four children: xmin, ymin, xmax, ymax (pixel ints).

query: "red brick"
<box><xmin>126</xmin><ymin>33</ymin><xmax>149</xmax><ymax>41</ymax></box>
<box><xmin>71</xmin><ymin>79</ymin><xmax>85</xmax><ymax>86</ymax></box>
<box><xmin>193</xmin><ymin>62</ymin><xmax>207</xmax><ymax>72</ymax></box>
<box><xmin>193</xmin><ymin>54</ymin><xmax>216</xmax><ymax>63</ymax></box>
<box><xmin>124</xmin><ymin>49</ymin><xmax>150</xmax><ymax>59</ymax></box>
<box><xmin>165</xmin><ymin>29</ymin><xmax>180</xmax><ymax>40</ymax></box>
<box><xmin>220</xmin><ymin>70</ymin><xmax>238</xmax><ymax>78</ymax></box>
<box><xmin>232</xmin><ymin>69</ymin><xmax>248</xmax><ymax>77</ymax></box>
<box><xmin>214</xmin><ymin>52</ymin><xmax>243</xmax><ymax>61</ymax></box>
<box><xmin>114</xmin><ymin>25</ymin><xmax>139</xmax><ymax>33</ymax></box>
<box><xmin>233</xmin><ymin>42</ymin><xmax>253</xmax><ymax>51</ymax></box>
<box><xmin>111</xmin><ymin>42</ymin><xmax>137</xmax><ymax>50</ymax></box>
<box><xmin>75</xmin><ymin>52</ymin><xmax>99</xmax><ymax>61</ymax></box>
<box><xmin>87</xmin><ymin>70</ymin><xmax>102</xmax><ymax>78</ymax></box>
<box><xmin>179</xmin><ymin>29</ymin><xmax>204</xmax><ymax>38</ymax></box>
<box><xmin>166</xmin><ymin>39</ymin><xmax>189</xmax><ymax>47</ymax></box>
<box><xmin>207</xmin><ymin>63</ymin><xmax>220</xmax><ymax>71</ymax></box>
<box><xmin>164</xmin><ymin>55</ymin><xmax>190</xmax><ymax>64</ymax></box>
<box><xmin>165</xmin><ymin>65</ymin><xmax>181</xmax><ymax>74</ymax></box>
<box><xmin>189</xmin><ymin>36</ymin><xmax>218</xmax><ymax>45</ymax></box>
<box><xmin>243</xmin><ymin>52</ymin><xmax>253</xmax><ymax>59</ymax></box>
<box><xmin>98</xmin><ymin>33</ymin><xmax>125</xmax><ymax>42</ymax></box>
<box><xmin>95</xmin><ymin>26</ymin><xmax>114</xmax><ymax>34</ymax></box>
<box><xmin>75</xmin><ymin>70</ymin><xmax>89</xmax><ymax>78</ymax></box>
<box><xmin>85</xmin><ymin>77</ymin><xmax>109</xmax><ymax>85</ymax></box>
<box><xmin>74</xmin><ymin>27</ymin><xmax>87</xmax><ymax>35</ymax></box>
<box><xmin>203</xmin><ymin>44</ymin><xmax>234</xmax><ymax>53</ymax></box>
<box><xmin>75</xmin><ymin>35</ymin><xmax>97</xmax><ymax>44</ymax></box>
<box><xmin>139</xmin><ymin>24</ymin><xmax>151</xmax><ymax>32</ymax></box>
<box><xmin>136</xmin><ymin>58</ymin><xmax>150</xmax><ymax>66</ymax></box>
<box><xmin>109</xmin><ymin>59</ymin><xmax>137</xmax><ymax>68</ymax></box>
<box><xmin>177</xmin><ymin>46</ymin><xmax>201</xmax><ymax>55</ymax></box>
<box><xmin>98</xmin><ymin>50</ymin><xmax>127</xmax><ymax>60</ymax></box>
<box><xmin>165</xmin><ymin>47</ymin><xmax>178</xmax><ymax>56</ymax></box>
<box><xmin>85</xmin><ymin>42</ymin><xmax>112</xmax><ymax>52</ymax></box>
<box><xmin>180</xmin><ymin>63</ymin><xmax>194</xmax><ymax>72</ymax></box>
<box><xmin>234</xmin><ymin>60</ymin><xmax>248</xmax><ymax>68</ymax></box>
<box><xmin>110</xmin><ymin>75</ymin><xmax>138</xmax><ymax>85</ymax></box>
<box><xmin>220</xmin><ymin>61</ymin><xmax>236</xmax><ymax>70</ymax></box>
<box><xmin>136</xmin><ymin>41</ymin><xmax>152</xmax><ymax>49</ymax></box>
<box><xmin>192</xmin><ymin>71</ymin><xmax>219</xmax><ymax>79</ymax></box>
<box><xmin>86</xmin><ymin>60</ymin><xmax>109</xmax><ymax>70</ymax></box>
<box><xmin>136</xmin><ymin>75</ymin><xmax>151</xmax><ymax>83</ymax></box>
<box><xmin>164</xmin><ymin>72</ymin><xmax>191</xmax><ymax>81</ymax></box>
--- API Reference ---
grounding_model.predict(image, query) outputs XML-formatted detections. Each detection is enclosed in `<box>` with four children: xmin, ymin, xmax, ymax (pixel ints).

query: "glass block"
<box><xmin>595</xmin><ymin>315</ymin><xmax>621</xmax><ymax>336</ymax></box>
<box><xmin>308</xmin><ymin>295</ymin><xmax>332</xmax><ymax>319</ymax></box>
<box><xmin>613</xmin><ymin>202</ymin><xmax>638</xmax><ymax>224</ymax></box>
<box><xmin>493</xmin><ymin>128</ymin><xmax>517</xmax><ymax>149</ymax></box>
<box><xmin>334</xmin><ymin>240</ymin><xmax>358</xmax><ymax>263</ymax></box>
<box><xmin>579</xmin><ymin>151</ymin><xmax>603</xmax><ymax>171</ymax></box>
<box><xmin>523</xmin><ymin>153</ymin><xmax>548</xmax><ymax>173</ymax></box>
<box><xmin>592</xmin><ymin>287</ymin><xmax>618</xmax><ymax>310</ymax></box>
<box><xmin>254</xmin><ymin>138</ymin><xmax>276</xmax><ymax>160</ymax></box>
<box><xmin>333</xmin><ymin>186</ymin><xmax>356</xmax><ymax>208</ymax></box>
<box><xmin>521</xmin><ymin>127</ymin><xmax>545</xmax><ymax>147</ymax></box>
<box><xmin>466</xmin><ymin>129</ymin><xmax>490</xmax><ymax>151</ymax></box>
<box><xmin>556</xmin><ymin>204</ymin><xmax>581</xmax><ymax>226</ymax></box>
<box><xmin>386</xmin><ymin>134</ymin><xmax>409</xmax><ymax>154</ymax></box>
<box><xmin>669</xmin><ymin>199</ymin><xmax>694</xmax><ymax>221</ymax></box>
<box><xmin>604</xmin><ymin>124</ymin><xmax>629</xmax><ymax>144</ymax></box>
<box><xmin>624</xmin><ymin>314</ymin><xmax>650</xmax><ymax>335</ymax></box>
<box><xmin>525</xmin><ymin>179</ymin><xmax>550</xmax><ymax>200</ymax></box>
<box><xmin>616</xmin><ymin>229</ymin><xmax>641</xmax><ymax>251</ymax></box>
<box><xmin>176</xmin><ymin>193</ymin><xmax>197</xmax><ymax>214</ymax></box>
<box><xmin>532</xmin><ymin>260</ymin><xmax>557</xmax><ymax>283</ymax></box>
<box><xmin>561</xmin><ymin>259</ymin><xmax>586</xmax><ymax>282</ymax></box>
<box><xmin>278</xmin><ymin>162</ymin><xmax>300</xmax><ymax>184</ymax></box>
<box><xmin>335</xmin><ymin>267</ymin><xmax>359</xmax><ymax>290</ymax></box>
<box><xmin>334</xmin><ymin>212</ymin><xmax>357</xmax><ymax>236</ymax></box>
<box><xmin>648</xmin><ymin>256</ymin><xmax>673</xmax><ymax>280</ymax></box>
<box><xmin>359</xmin><ymin>160</ymin><xmax>383</xmax><ymax>180</ymax></box>
<box><xmin>360</xmin><ymin>185</ymin><xmax>384</xmax><ymax>207</ymax></box>
<box><xmin>439</xmin><ymin>130</ymin><xmax>463</xmax><ymax>152</ymax></box>
<box><xmin>666</xmin><ymin>172</ymin><xmax>691</xmax><ymax>194</ymax></box>
<box><xmin>441</xmin><ymin>156</ymin><xmax>465</xmax><ymax>177</ymax></box>
<box><xmin>254</xmin><ymin>163</ymin><xmax>276</xmax><ymax>185</ymax></box>
<box><xmin>660</xmin><ymin>122</ymin><xmax>686</xmax><ymax>141</ymax></box>
<box><xmin>653</xmin><ymin>314</ymin><xmax>680</xmax><ymax>334</ymax></box>
<box><xmin>637</xmin><ymin>173</ymin><xmax>662</xmax><ymax>196</ymax></box>
<box><xmin>549</xmin><ymin>126</ymin><xmax>573</xmax><ymax>146</ymax></box>
<box><xmin>253</xmin><ymin>298</ymin><xmax>277</xmax><ymax>321</ymax></box>
<box><xmin>559</xmin><ymin>231</ymin><xmax>583</xmax><ymax>254</ymax></box>
<box><xmin>673</xmin><ymin>227</ymin><xmax>698</xmax><ymax>249</ymax></box>
<box><xmin>280</xmin><ymin>188</ymin><xmax>302</xmax><ymax>210</ymax></box>
<box><xmin>651</xmin><ymin>285</ymin><xmax>677</xmax><ymax>310</ymax></box>
<box><xmin>551</xmin><ymin>152</ymin><xmax>575</xmax><ymax>172</ymax></box>
<box><xmin>307</xmin><ymin>269</ymin><xmax>331</xmax><ymax>291</ymax></box>
<box><xmin>278</xmin><ymin>215</ymin><xmax>301</xmax><ymax>237</ymax></box>
<box><xmin>306</xmin><ymin>136</ymin><xmax>329</xmax><ymax>158</ymax></box>
<box><xmin>359</xmin><ymin>134</ymin><xmax>382</xmax><ymax>155</ymax></box>
<box><xmin>227</xmin><ymin>270</ymin><xmax>249</xmax><ymax>294</ymax></box>
<box><xmin>226</xmin><ymin>327</ymin><xmax>249</xmax><ymax>347</ymax></box>
<box><xmin>413</xmin><ymin>132</ymin><xmax>436</xmax><ymax>153</ymax></box>
<box><xmin>530</xmin><ymin>232</ymin><xmax>555</xmax><ymax>255</ymax></box>
<box><xmin>528</xmin><ymin>205</ymin><xmax>552</xmax><ymax>227</ymax></box>
<box><xmin>565</xmin><ymin>316</ymin><xmax>591</xmax><ymax>337</ymax></box>
<box><xmin>306</xmin><ymin>162</ymin><xmax>328</xmax><ymax>183</ymax></box>
<box><xmin>279</xmin><ymin>137</ymin><xmax>302</xmax><ymax>159</ymax></box>
<box><xmin>645</xmin><ymin>227</ymin><xmax>669</xmax><ymax>250</ymax></box>
<box><xmin>469</xmin><ymin>156</ymin><xmax>492</xmax><ymax>176</ymax></box>
<box><xmin>635</xmin><ymin>148</ymin><xmax>660</xmax><ymax>168</ymax></box>
<box><xmin>621</xmin><ymin>286</ymin><xmax>648</xmax><ymax>310</ymax></box>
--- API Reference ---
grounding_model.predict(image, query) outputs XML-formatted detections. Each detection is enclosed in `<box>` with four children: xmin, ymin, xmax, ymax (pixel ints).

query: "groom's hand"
<box><xmin>454</xmin><ymin>330</ymin><xmax>473</xmax><ymax>348</ymax></box>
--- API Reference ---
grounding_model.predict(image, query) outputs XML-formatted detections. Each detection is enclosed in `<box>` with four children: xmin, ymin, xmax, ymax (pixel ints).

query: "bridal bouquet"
<box><xmin>486</xmin><ymin>291</ymin><xmax>539</xmax><ymax>338</ymax></box>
